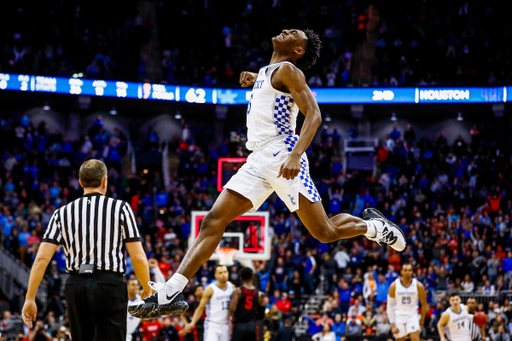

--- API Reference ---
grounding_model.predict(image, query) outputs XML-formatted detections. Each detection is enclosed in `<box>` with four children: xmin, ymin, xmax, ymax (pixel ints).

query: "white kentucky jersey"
<box><xmin>127</xmin><ymin>294</ymin><xmax>142</xmax><ymax>341</ymax></box>
<box><xmin>205</xmin><ymin>282</ymin><xmax>234</xmax><ymax>325</ymax></box>
<box><xmin>246</xmin><ymin>61</ymin><xmax>300</xmax><ymax>152</ymax></box>
<box><xmin>394</xmin><ymin>278</ymin><xmax>419</xmax><ymax>319</ymax></box>
<box><xmin>446</xmin><ymin>305</ymin><xmax>471</xmax><ymax>341</ymax></box>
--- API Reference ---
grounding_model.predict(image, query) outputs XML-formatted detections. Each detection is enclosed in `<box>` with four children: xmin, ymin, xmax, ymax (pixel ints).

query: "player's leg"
<box><xmin>406</xmin><ymin>319</ymin><xmax>421</xmax><ymax>341</ymax></box>
<box><xmin>408</xmin><ymin>331</ymin><xmax>421</xmax><ymax>341</ymax></box>
<box><xmin>295</xmin><ymin>195</ymin><xmax>367</xmax><ymax>242</ymax></box>
<box><xmin>176</xmin><ymin>189</ymin><xmax>253</xmax><ymax>278</ymax></box>
<box><xmin>393</xmin><ymin>322</ymin><xmax>407</xmax><ymax>341</ymax></box>
<box><xmin>128</xmin><ymin>189</ymin><xmax>254</xmax><ymax>318</ymax></box>
<box><xmin>296</xmin><ymin>194</ymin><xmax>405</xmax><ymax>251</ymax></box>
<box><xmin>269</xmin><ymin>148</ymin><xmax>405</xmax><ymax>250</ymax></box>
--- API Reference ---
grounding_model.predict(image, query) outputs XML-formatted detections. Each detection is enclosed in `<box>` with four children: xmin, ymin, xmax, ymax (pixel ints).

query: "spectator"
<box><xmin>332</xmin><ymin>314</ymin><xmax>345</xmax><ymax>341</ymax></box>
<box><xmin>274</xmin><ymin>319</ymin><xmax>296</xmax><ymax>341</ymax></box>
<box><xmin>157</xmin><ymin>316</ymin><xmax>180</xmax><ymax>341</ymax></box>
<box><xmin>334</xmin><ymin>246</ymin><xmax>350</xmax><ymax>271</ymax></box>
<box><xmin>272</xmin><ymin>258</ymin><xmax>289</xmax><ymax>292</ymax></box>
<box><xmin>141</xmin><ymin>318</ymin><xmax>163</xmax><ymax>341</ymax></box>
<box><xmin>362</xmin><ymin>272</ymin><xmax>377</xmax><ymax>303</ymax></box>
<box><xmin>461</xmin><ymin>274</ymin><xmax>475</xmax><ymax>293</ymax></box>
<box><xmin>304</xmin><ymin>250</ymin><xmax>317</xmax><ymax>294</ymax></box>
<box><xmin>276</xmin><ymin>293</ymin><xmax>292</xmax><ymax>315</ymax></box>
<box><xmin>316</xmin><ymin>313</ymin><xmax>334</xmax><ymax>327</ymax></box>
<box><xmin>312</xmin><ymin>323</ymin><xmax>336</xmax><ymax>341</ymax></box>
<box><xmin>345</xmin><ymin>318</ymin><xmax>363</xmax><ymax>337</ymax></box>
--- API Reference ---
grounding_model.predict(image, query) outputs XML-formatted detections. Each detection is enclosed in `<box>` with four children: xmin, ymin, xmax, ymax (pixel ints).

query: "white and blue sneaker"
<box><xmin>128</xmin><ymin>282</ymin><xmax>189</xmax><ymax>318</ymax></box>
<box><xmin>363</xmin><ymin>208</ymin><xmax>406</xmax><ymax>252</ymax></box>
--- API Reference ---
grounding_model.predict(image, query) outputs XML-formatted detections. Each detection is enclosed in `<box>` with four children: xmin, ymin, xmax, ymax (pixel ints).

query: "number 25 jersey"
<box><xmin>394</xmin><ymin>278</ymin><xmax>419</xmax><ymax>319</ymax></box>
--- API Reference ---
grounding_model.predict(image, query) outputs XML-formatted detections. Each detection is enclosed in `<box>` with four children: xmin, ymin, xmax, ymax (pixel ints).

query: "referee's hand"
<box><xmin>22</xmin><ymin>300</ymin><xmax>37</xmax><ymax>328</ymax></box>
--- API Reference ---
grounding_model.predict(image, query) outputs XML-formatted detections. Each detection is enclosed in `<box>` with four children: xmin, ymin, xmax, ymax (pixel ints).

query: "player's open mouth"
<box><xmin>277</xmin><ymin>33</ymin><xmax>284</xmax><ymax>39</ymax></box>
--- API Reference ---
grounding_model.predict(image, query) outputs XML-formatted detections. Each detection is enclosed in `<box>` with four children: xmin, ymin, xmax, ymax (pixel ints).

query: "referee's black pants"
<box><xmin>65</xmin><ymin>271</ymin><xmax>127</xmax><ymax>341</ymax></box>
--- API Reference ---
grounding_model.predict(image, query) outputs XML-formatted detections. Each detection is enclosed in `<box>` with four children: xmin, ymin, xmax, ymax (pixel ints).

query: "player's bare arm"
<box><xmin>240</xmin><ymin>71</ymin><xmax>258</xmax><ymax>88</ymax></box>
<box><xmin>437</xmin><ymin>311</ymin><xmax>450</xmax><ymax>341</ymax></box>
<box><xmin>387</xmin><ymin>282</ymin><xmax>399</xmax><ymax>335</ymax></box>
<box><xmin>185</xmin><ymin>286</ymin><xmax>213</xmax><ymax>333</ymax></box>
<box><xmin>228</xmin><ymin>288</ymin><xmax>242</xmax><ymax>315</ymax></box>
<box><xmin>273</xmin><ymin>63</ymin><xmax>322</xmax><ymax>180</ymax></box>
<box><xmin>417</xmin><ymin>281</ymin><xmax>427</xmax><ymax>330</ymax></box>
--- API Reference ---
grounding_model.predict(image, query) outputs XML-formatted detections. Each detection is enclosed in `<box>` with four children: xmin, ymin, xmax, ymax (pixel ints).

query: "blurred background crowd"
<box><xmin>1</xmin><ymin>0</ymin><xmax>512</xmax><ymax>340</ymax></box>
<box><xmin>1</xmin><ymin>107</ymin><xmax>512</xmax><ymax>340</ymax></box>
<box><xmin>1</xmin><ymin>0</ymin><xmax>511</xmax><ymax>87</ymax></box>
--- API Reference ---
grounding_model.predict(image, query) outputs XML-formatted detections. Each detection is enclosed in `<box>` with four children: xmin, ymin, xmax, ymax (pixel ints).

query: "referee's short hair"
<box><xmin>79</xmin><ymin>159</ymin><xmax>107</xmax><ymax>188</ymax></box>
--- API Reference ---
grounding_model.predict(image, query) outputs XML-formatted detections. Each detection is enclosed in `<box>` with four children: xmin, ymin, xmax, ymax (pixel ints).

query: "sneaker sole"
<box><xmin>128</xmin><ymin>295</ymin><xmax>189</xmax><ymax>318</ymax></box>
<box><xmin>363</xmin><ymin>208</ymin><xmax>406</xmax><ymax>251</ymax></box>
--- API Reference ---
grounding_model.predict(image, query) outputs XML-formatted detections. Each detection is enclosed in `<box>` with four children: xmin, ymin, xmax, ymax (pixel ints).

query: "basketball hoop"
<box><xmin>216</xmin><ymin>247</ymin><xmax>238</xmax><ymax>266</ymax></box>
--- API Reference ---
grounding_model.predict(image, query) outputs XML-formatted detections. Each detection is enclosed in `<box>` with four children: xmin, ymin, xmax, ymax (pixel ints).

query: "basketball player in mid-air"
<box><xmin>387</xmin><ymin>264</ymin><xmax>427</xmax><ymax>341</ymax></box>
<box><xmin>129</xmin><ymin>28</ymin><xmax>406</xmax><ymax>318</ymax></box>
<box><xmin>229</xmin><ymin>267</ymin><xmax>265</xmax><ymax>341</ymax></box>
<box><xmin>185</xmin><ymin>265</ymin><xmax>234</xmax><ymax>341</ymax></box>
<box><xmin>437</xmin><ymin>292</ymin><xmax>471</xmax><ymax>341</ymax></box>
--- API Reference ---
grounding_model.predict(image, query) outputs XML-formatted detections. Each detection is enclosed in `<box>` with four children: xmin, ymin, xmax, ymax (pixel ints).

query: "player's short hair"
<box><xmin>240</xmin><ymin>267</ymin><xmax>253</xmax><ymax>280</ymax></box>
<box><xmin>449</xmin><ymin>291</ymin><xmax>460</xmax><ymax>298</ymax></box>
<box><xmin>297</xmin><ymin>29</ymin><xmax>322</xmax><ymax>71</ymax></box>
<box><xmin>79</xmin><ymin>159</ymin><xmax>107</xmax><ymax>188</ymax></box>
<box><xmin>214</xmin><ymin>264</ymin><xmax>228</xmax><ymax>273</ymax></box>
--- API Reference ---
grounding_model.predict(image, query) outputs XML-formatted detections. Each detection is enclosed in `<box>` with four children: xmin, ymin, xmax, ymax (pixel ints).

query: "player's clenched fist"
<box><xmin>240</xmin><ymin>71</ymin><xmax>258</xmax><ymax>87</ymax></box>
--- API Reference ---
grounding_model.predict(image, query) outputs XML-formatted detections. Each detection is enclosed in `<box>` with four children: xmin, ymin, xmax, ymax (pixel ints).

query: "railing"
<box><xmin>294</xmin><ymin>275</ymin><xmax>329</xmax><ymax>336</ymax></box>
<box><xmin>0</xmin><ymin>268</ymin><xmax>15</xmax><ymax>301</ymax></box>
<box><xmin>127</xmin><ymin>139</ymin><xmax>137</xmax><ymax>175</ymax></box>
<box><xmin>0</xmin><ymin>245</ymin><xmax>47</xmax><ymax>305</ymax></box>
<box><xmin>433</xmin><ymin>289</ymin><xmax>512</xmax><ymax>305</ymax></box>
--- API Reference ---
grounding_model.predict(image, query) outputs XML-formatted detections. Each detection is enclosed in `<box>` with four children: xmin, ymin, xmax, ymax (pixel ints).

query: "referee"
<box><xmin>22</xmin><ymin>159</ymin><xmax>152</xmax><ymax>341</ymax></box>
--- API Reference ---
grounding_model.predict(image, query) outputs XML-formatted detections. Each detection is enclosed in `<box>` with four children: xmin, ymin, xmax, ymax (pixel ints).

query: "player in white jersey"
<box><xmin>387</xmin><ymin>264</ymin><xmax>427</xmax><ymax>341</ymax></box>
<box><xmin>438</xmin><ymin>292</ymin><xmax>471</xmax><ymax>341</ymax></box>
<box><xmin>185</xmin><ymin>265</ymin><xmax>234</xmax><ymax>341</ymax></box>
<box><xmin>129</xmin><ymin>28</ymin><xmax>406</xmax><ymax>319</ymax></box>
<box><xmin>126</xmin><ymin>279</ymin><xmax>142</xmax><ymax>341</ymax></box>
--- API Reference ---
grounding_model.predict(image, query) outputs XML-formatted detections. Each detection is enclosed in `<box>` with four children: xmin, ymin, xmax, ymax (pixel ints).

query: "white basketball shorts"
<box><xmin>394</xmin><ymin>316</ymin><xmax>421</xmax><ymax>338</ymax></box>
<box><xmin>224</xmin><ymin>137</ymin><xmax>321</xmax><ymax>212</ymax></box>
<box><xmin>204</xmin><ymin>322</ymin><xmax>231</xmax><ymax>341</ymax></box>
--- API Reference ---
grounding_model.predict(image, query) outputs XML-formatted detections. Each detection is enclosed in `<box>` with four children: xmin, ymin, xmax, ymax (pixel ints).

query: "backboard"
<box><xmin>190</xmin><ymin>211</ymin><xmax>270</xmax><ymax>261</ymax></box>
<box><xmin>217</xmin><ymin>158</ymin><xmax>247</xmax><ymax>191</ymax></box>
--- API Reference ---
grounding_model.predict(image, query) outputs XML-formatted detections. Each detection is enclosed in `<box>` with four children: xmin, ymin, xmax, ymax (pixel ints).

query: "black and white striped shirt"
<box><xmin>468</xmin><ymin>314</ymin><xmax>482</xmax><ymax>341</ymax></box>
<box><xmin>42</xmin><ymin>193</ymin><xmax>141</xmax><ymax>273</ymax></box>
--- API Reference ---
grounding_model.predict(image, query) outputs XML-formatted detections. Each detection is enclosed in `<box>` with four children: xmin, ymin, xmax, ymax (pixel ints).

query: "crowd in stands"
<box><xmin>1</xmin><ymin>109</ymin><xmax>512</xmax><ymax>340</ymax></box>
<box><xmin>3</xmin><ymin>0</ymin><xmax>512</xmax><ymax>88</ymax></box>
<box><xmin>371</xmin><ymin>0</ymin><xmax>512</xmax><ymax>87</ymax></box>
<box><xmin>0</xmin><ymin>0</ymin><xmax>144</xmax><ymax>82</ymax></box>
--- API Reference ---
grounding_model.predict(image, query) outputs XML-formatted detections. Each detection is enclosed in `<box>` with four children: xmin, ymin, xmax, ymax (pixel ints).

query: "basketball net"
<box><xmin>216</xmin><ymin>247</ymin><xmax>238</xmax><ymax>266</ymax></box>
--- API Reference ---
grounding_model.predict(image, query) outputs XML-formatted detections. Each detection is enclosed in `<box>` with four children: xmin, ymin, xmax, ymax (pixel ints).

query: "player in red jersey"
<box><xmin>229</xmin><ymin>267</ymin><xmax>265</xmax><ymax>341</ymax></box>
